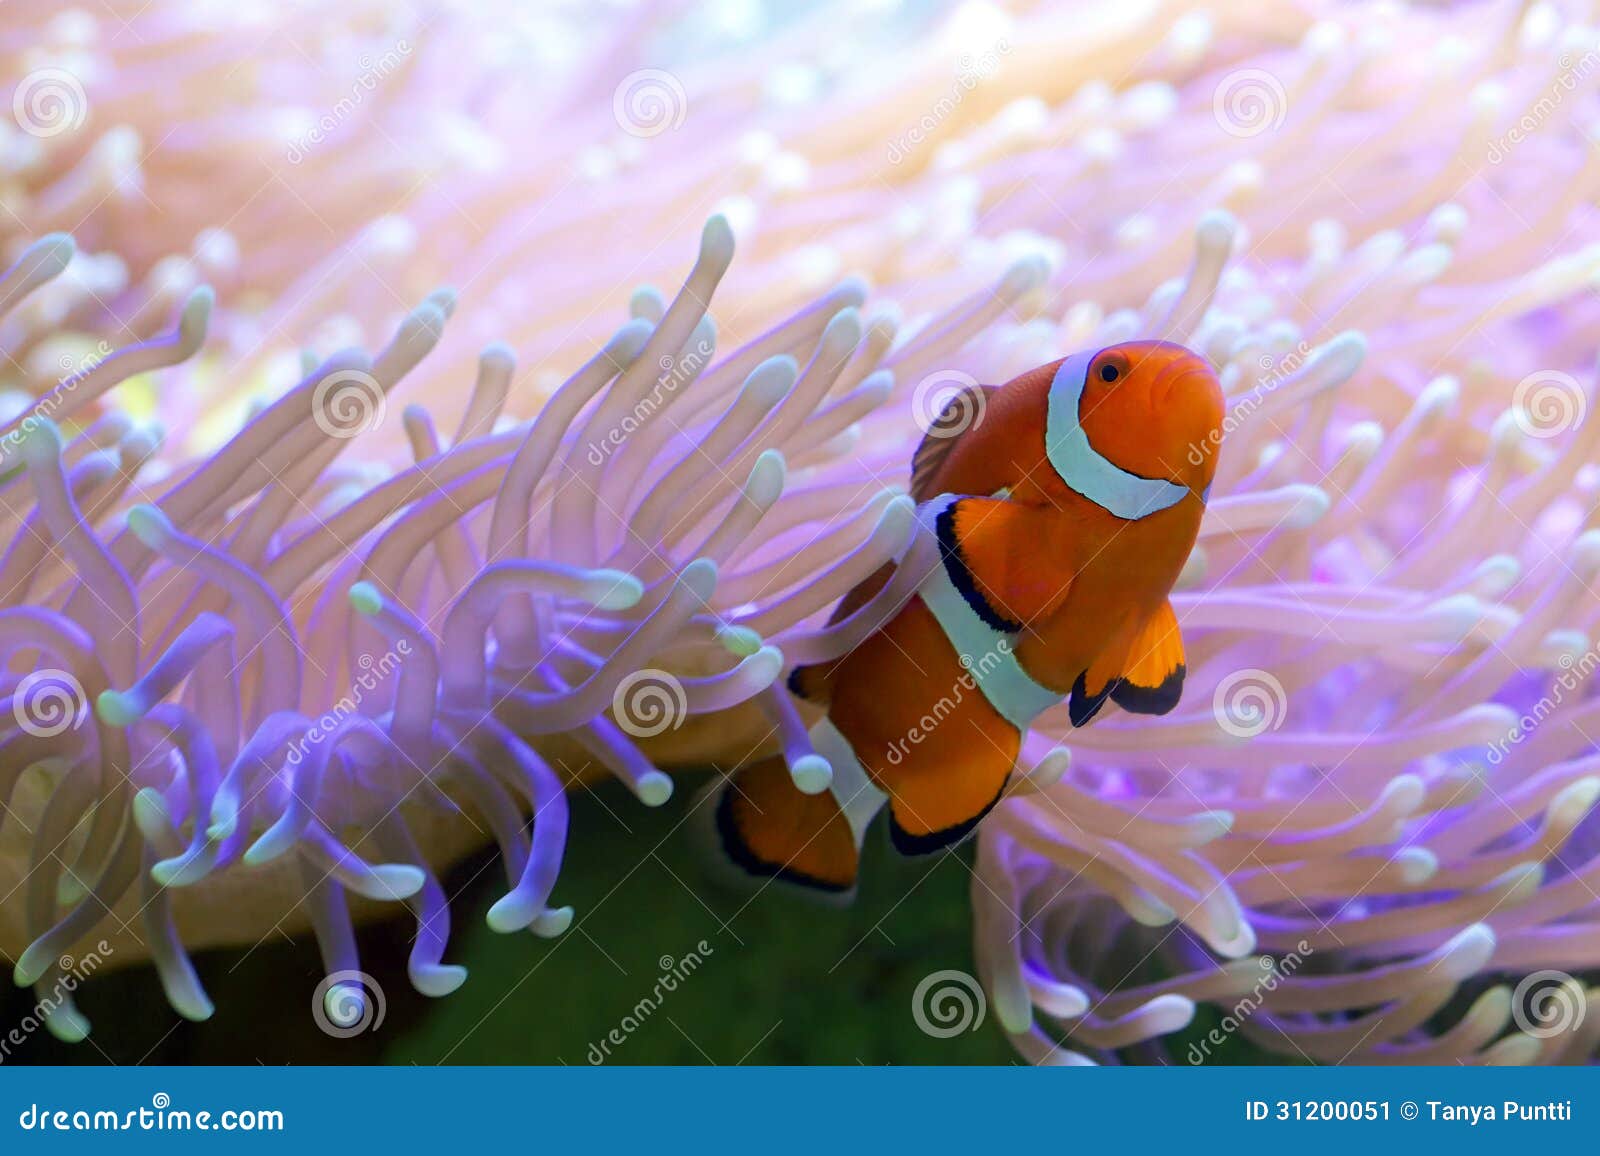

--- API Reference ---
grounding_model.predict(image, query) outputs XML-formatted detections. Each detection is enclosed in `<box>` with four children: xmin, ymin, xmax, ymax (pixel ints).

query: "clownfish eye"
<box><xmin>1099</xmin><ymin>362</ymin><xmax>1120</xmax><ymax>383</ymax></box>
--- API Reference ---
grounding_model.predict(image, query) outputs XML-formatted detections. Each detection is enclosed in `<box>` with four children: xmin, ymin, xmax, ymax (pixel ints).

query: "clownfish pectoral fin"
<box><xmin>910</xmin><ymin>385</ymin><xmax>999</xmax><ymax>501</ymax></box>
<box><xmin>1108</xmin><ymin>599</ymin><xmax>1186</xmax><ymax>716</ymax></box>
<box><xmin>708</xmin><ymin>757</ymin><xmax>860</xmax><ymax>898</ymax></box>
<box><xmin>933</xmin><ymin>497</ymin><xmax>1077</xmax><ymax>633</ymax></box>
<box><xmin>1067</xmin><ymin>601</ymin><xmax>1187</xmax><ymax>727</ymax></box>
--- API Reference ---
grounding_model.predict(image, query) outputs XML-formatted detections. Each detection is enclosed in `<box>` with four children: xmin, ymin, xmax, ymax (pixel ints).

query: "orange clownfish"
<box><xmin>712</xmin><ymin>341</ymin><xmax>1226</xmax><ymax>897</ymax></box>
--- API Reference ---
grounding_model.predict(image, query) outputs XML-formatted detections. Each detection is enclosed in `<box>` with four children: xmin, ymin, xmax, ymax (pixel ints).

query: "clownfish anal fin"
<box><xmin>1069</xmin><ymin>601</ymin><xmax>1187</xmax><ymax>727</ymax></box>
<box><xmin>710</xmin><ymin>758</ymin><xmax>859</xmax><ymax>896</ymax></box>
<box><xmin>910</xmin><ymin>385</ymin><xmax>999</xmax><ymax>502</ymax></box>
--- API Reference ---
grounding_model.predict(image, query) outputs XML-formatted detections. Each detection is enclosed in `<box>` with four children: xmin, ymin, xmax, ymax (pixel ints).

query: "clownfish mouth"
<box><xmin>1153</xmin><ymin>363</ymin><xmax>1221</xmax><ymax>410</ymax></box>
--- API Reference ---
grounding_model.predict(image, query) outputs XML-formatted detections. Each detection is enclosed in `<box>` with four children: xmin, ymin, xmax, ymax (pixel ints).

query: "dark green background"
<box><xmin>5</xmin><ymin>780</ymin><xmax>1028</xmax><ymax>1065</ymax></box>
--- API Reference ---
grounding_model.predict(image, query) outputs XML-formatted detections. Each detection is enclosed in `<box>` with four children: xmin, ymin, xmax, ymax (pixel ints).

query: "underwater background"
<box><xmin>4</xmin><ymin>0</ymin><xmax>1600</xmax><ymax>1067</ymax></box>
<box><xmin>7</xmin><ymin>782</ymin><xmax>1021</xmax><ymax>1064</ymax></box>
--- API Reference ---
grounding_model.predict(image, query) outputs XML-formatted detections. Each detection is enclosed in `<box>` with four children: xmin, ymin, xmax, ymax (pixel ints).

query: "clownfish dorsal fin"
<box><xmin>910</xmin><ymin>385</ymin><xmax>998</xmax><ymax>502</ymax></box>
<box><xmin>1068</xmin><ymin>600</ymin><xmax>1187</xmax><ymax>726</ymax></box>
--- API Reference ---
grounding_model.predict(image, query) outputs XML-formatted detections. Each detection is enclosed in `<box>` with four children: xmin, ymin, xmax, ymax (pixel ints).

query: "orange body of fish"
<box><xmin>713</xmin><ymin>341</ymin><xmax>1226</xmax><ymax>897</ymax></box>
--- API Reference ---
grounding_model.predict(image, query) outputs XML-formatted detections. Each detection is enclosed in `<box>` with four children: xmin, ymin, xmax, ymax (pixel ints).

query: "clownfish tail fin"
<box><xmin>704</xmin><ymin>756</ymin><xmax>861</xmax><ymax>899</ymax></box>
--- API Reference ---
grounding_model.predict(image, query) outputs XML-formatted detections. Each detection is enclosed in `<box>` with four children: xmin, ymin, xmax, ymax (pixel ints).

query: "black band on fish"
<box><xmin>713</xmin><ymin>784</ymin><xmax>853</xmax><ymax>893</ymax></box>
<box><xmin>886</xmin><ymin>775</ymin><xmax>1009</xmax><ymax>855</ymax></box>
<box><xmin>1110</xmin><ymin>664</ymin><xmax>1186</xmax><ymax>716</ymax></box>
<box><xmin>934</xmin><ymin>500</ymin><xmax>1023</xmax><ymax>634</ymax></box>
<box><xmin>1068</xmin><ymin>669</ymin><xmax>1116</xmax><ymax>727</ymax></box>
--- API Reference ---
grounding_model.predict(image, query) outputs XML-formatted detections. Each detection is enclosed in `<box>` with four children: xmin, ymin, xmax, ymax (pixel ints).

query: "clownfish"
<box><xmin>710</xmin><ymin>341</ymin><xmax>1226</xmax><ymax>896</ymax></box>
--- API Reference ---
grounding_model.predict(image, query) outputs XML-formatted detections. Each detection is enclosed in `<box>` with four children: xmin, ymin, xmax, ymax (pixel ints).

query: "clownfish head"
<box><xmin>1041</xmin><ymin>340</ymin><xmax>1225</xmax><ymax>519</ymax></box>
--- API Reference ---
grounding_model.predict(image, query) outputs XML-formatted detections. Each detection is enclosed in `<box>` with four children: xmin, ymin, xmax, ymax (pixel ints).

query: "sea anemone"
<box><xmin>4</xmin><ymin>0</ymin><xmax>1600</xmax><ymax>1064</ymax></box>
<box><xmin>0</xmin><ymin>210</ymin><xmax>935</xmax><ymax>1041</ymax></box>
